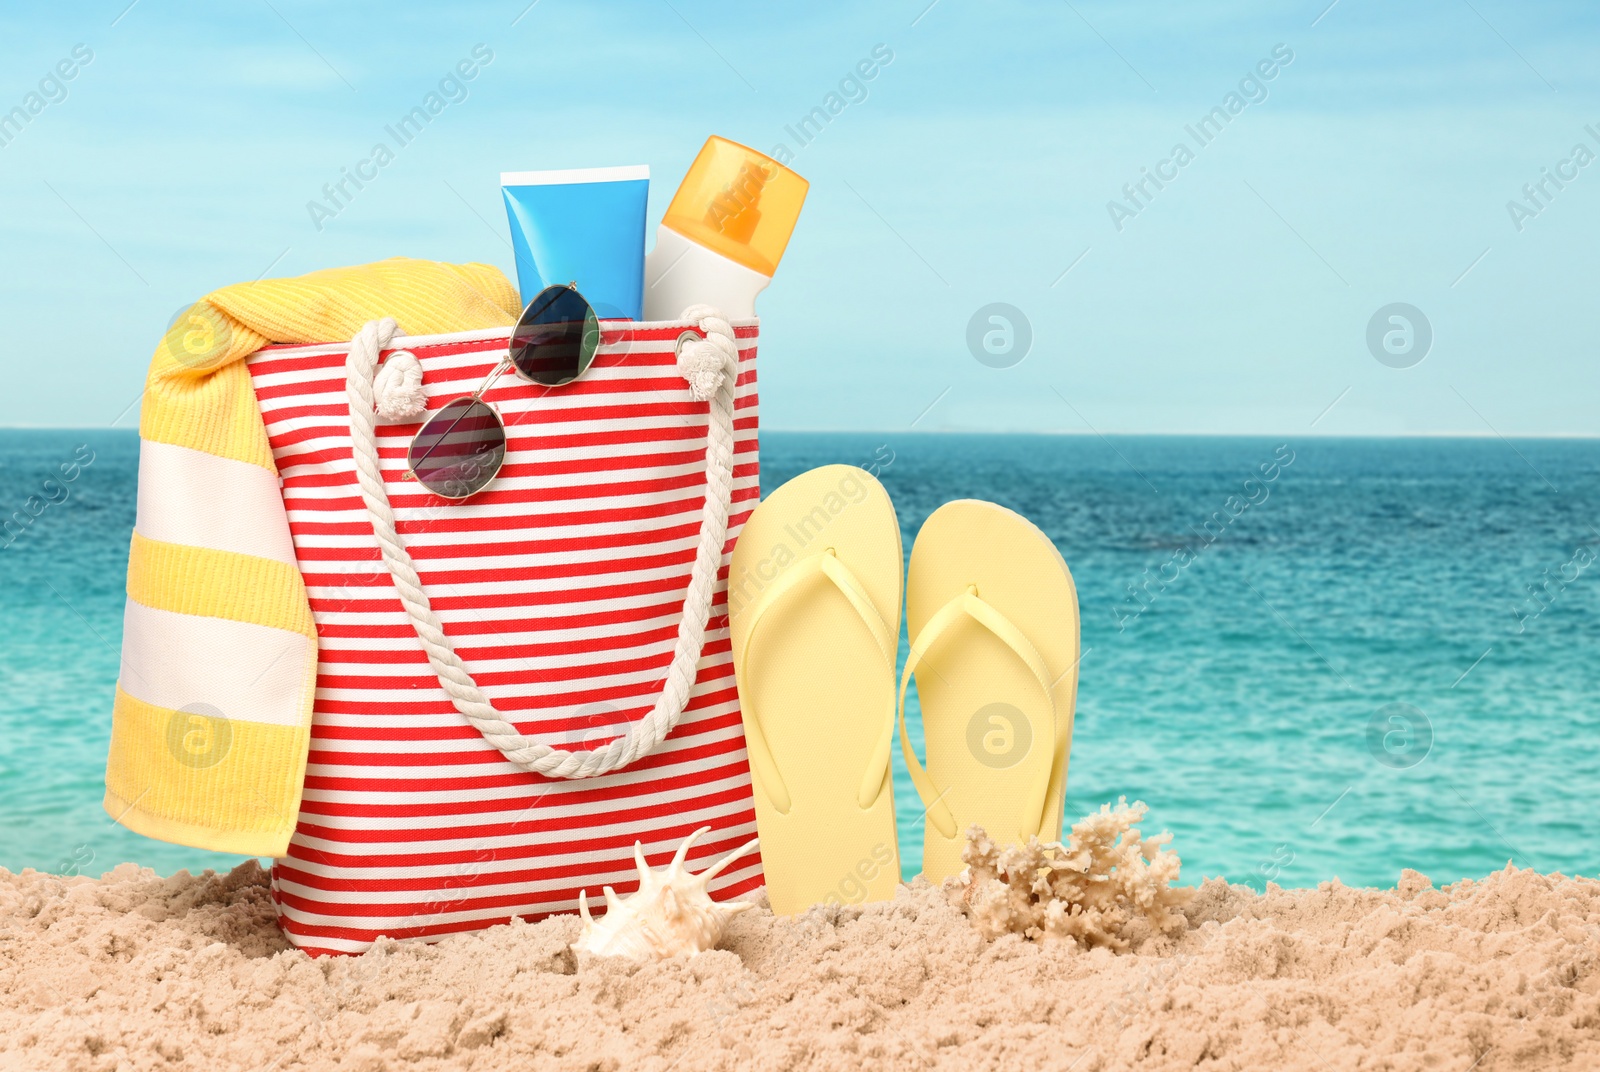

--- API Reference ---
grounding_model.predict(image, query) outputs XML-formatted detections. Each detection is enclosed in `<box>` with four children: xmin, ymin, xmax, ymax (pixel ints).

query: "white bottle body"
<box><xmin>642</xmin><ymin>225</ymin><xmax>772</xmax><ymax>322</ymax></box>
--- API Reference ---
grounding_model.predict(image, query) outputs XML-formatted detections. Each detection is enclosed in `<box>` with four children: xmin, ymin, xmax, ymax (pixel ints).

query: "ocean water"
<box><xmin>3</xmin><ymin>429</ymin><xmax>1598</xmax><ymax>891</ymax></box>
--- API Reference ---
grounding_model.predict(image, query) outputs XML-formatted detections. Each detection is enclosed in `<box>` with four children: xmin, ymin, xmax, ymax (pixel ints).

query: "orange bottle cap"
<box><xmin>660</xmin><ymin>136</ymin><xmax>808</xmax><ymax>278</ymax></box>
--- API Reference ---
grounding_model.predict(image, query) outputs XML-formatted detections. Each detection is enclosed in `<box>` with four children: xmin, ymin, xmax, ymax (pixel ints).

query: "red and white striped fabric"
<box><xmin>244</xmin><ymin>319</ymin><xmax>762</xmax><ymax>955</ymax></box>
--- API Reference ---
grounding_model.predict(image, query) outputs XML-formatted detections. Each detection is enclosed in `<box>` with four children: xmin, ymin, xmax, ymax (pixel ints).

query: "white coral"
<box><xmin>950</xmin><ymin>799</ymin><xmax>1194</xmax><ymax>951</ymax></box>
<box><xmin>575</xmin><ymin>827</ymin><xmax>758</xmax><ymax>961</ymax></box>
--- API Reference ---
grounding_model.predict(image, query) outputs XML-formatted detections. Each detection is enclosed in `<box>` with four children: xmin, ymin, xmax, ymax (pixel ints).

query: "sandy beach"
<box><xmin>3</xmin><ymin>855</ymin><xmax>1597</xmax><ymax>1072</ymax></box>
<box><xmin>7</xmin><ymin>0</ymin><xmax>1600</xmax><ymax>1067</ymax></box>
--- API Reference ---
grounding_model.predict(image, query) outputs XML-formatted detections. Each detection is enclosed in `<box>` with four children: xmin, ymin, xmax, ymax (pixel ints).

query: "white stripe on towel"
<box><xmin>119</xmin><ymin>600</ymin><xmax>311</xmax><ymax>727</ymax></box>
<box><xmin>136</xmin><ymin>439</ymin><xmax>296</xmax><ymax>564</ymax></box>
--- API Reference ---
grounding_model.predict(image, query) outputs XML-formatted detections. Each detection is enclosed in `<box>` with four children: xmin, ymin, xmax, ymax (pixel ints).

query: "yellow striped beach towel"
<box><xmin>106</xmin><ymin>257</ymin><xmax>519</xmax><ymax>857</ymax></box>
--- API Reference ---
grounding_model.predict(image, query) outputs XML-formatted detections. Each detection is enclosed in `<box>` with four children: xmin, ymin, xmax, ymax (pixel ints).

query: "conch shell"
<box><xmin>575</xmin><ymin>827</ymin><xmax>759</xmax><ymax>960</ymax></box>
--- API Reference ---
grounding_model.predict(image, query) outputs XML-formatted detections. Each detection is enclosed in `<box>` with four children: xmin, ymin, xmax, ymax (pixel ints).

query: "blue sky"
<box><xmin>1</xmin><ymin>0</ymin><xmax>1596</xmax><ymax>434</ymax></box>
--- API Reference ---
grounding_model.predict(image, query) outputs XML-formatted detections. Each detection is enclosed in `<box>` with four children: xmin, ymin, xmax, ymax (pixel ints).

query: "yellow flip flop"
<box><xmin>729</xmin><ymin>465</ymin><xmax>901</xmax><ymax>914</ymax></box>
<box><xmin>899</xmin><ymin>499</ymin><xmax>1080</xmax><ymax>882</ymax></box>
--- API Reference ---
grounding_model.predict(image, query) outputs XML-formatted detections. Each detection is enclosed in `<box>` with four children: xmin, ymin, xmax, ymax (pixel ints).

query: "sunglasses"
<box><xmin>405</xmin><ymin>283</ymin><xmax>601</xmax><ymax>500</ymax></box>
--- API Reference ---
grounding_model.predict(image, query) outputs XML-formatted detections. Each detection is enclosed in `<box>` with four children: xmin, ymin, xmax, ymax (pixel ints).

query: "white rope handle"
<box><xmin>344</xmin><ymin>307</ymin><xmax>741</xmax><ymax>779</ymax></box>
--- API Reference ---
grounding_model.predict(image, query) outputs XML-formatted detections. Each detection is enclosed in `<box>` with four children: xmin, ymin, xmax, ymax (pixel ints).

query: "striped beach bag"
<box><xmin>243</xmin><ymin>310</ymin><xmax>762</xmax><ymax>954</ymax></box>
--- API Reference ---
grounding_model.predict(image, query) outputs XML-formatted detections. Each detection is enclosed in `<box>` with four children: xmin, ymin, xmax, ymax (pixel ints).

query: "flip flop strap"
<box><xmin>897</xmin><ymin>589</ymin><xmax>1059</xmax><ymax>842</ymax></box>
<box><xmin>737</xmin><ymin>548</ymin><xmax>898</xmax><ymax>814</ymax></box>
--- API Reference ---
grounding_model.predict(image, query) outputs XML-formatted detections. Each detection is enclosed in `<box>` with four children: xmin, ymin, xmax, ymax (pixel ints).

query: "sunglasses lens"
<box><xmin>407</xmin><ymin>397</ymin><xmax>505</xmax><ymax>499</ymax></box>
<box><xmin>509</xmin><ymin>286</ymin><xmax>600</xmax><ymax>386</ymax></box>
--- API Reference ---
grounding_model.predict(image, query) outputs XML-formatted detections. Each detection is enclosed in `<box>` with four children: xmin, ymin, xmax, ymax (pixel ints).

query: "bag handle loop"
<box><xmin>343</xmin><ymin>307</ymin><xmax>741</xmax><ymax>779</ymax></box>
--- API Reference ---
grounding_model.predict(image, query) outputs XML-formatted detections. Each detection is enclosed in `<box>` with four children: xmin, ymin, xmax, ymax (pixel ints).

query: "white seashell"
<box><xmin>575</xmin><ymin>827</ymin><xmax>759</xmax><ymax>961</ymax></box>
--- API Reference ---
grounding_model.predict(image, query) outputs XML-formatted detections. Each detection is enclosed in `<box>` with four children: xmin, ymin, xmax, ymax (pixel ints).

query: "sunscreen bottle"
<box><xmin>642</xmin><ymin>137</ymin><xmax>808</xmax><ymax>321</ymax></box>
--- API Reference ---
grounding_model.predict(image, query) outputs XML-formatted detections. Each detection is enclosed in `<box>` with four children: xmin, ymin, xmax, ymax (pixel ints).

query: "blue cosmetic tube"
<box><xmin>500</xmin><ymin>165</ymin><xmax>649</xmax><ymax>320</ymax></box>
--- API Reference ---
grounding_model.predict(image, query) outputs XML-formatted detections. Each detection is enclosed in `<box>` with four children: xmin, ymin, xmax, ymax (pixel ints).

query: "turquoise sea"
<box><xmin>3</xmin><ymin>429</ymin><xmax>1598</xmax><ymax>890</ymax></box>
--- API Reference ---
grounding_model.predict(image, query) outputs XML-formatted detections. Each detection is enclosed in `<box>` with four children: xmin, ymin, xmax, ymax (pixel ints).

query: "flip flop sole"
<box><xmin>906</xmin><ymin>499</ymin><xmax>1079</xmax><ymax>882</ymax></box>
<box><xmin>729</xmin><ymin>465</ymin><xmax>902</xmax><ymax>913</ymax></box>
